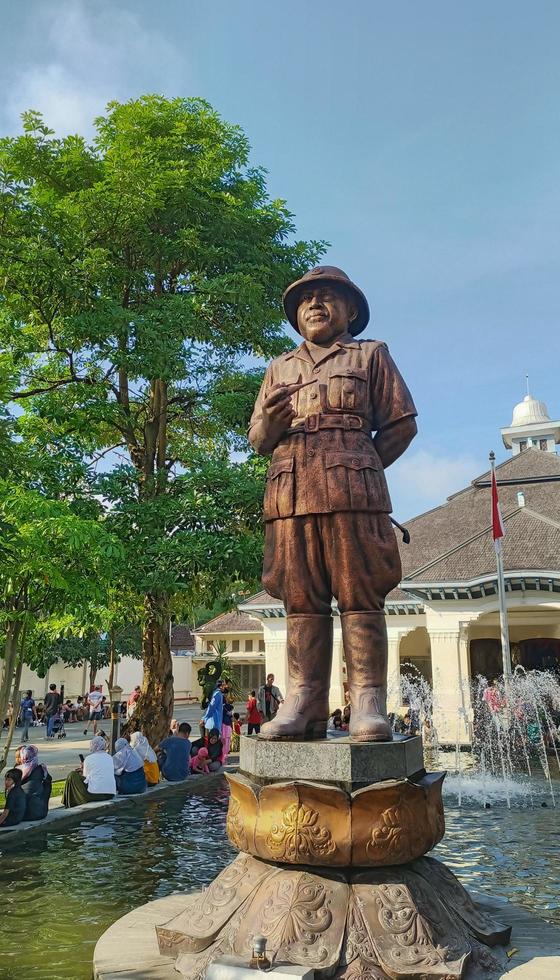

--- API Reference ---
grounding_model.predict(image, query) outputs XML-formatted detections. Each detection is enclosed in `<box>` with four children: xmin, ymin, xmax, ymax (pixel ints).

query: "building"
<box><xmin>237</xmin><ymin>391</ymin><xmax>560</xmax><ymax>743</ymax></box>
<box><xmin>193</xmin><ymin>611</ymin><xmax>266</xmax><ymax>695</ymax></box>
<box><xmin>19</xmin><ymin>624</ymin><xmax>197</xmax><ymax>703</ymax></box>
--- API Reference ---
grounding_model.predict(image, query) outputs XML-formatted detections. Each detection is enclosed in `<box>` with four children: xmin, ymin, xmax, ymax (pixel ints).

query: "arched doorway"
<box><xmin>399</xmin><ymin>627</ymin><xmax>432</xmax><ymax>684</ymax></box>
<box><xmin>470</xmin><ymin>636</ymin><xmax>560</xmax><ymax>680</ymax></box>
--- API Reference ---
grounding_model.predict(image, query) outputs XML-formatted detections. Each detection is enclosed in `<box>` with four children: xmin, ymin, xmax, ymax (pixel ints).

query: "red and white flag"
<box><xmin>491</xmin><ymin>468</ymin><xmax>505</xmax><ymax>548</ymax></box>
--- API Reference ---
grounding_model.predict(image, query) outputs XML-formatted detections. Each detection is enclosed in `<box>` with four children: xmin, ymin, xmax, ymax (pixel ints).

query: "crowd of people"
<box><xmin>2</xmin><ymin>683</ymin><xmax>144</xmax><ymax>741</ymax></box>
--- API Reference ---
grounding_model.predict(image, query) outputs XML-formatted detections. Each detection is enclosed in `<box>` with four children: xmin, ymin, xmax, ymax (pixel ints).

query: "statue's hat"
<box><xmin>282</xmin><ymin>265</ymin><xmax>370</xmax><ymax>336</ymax></box>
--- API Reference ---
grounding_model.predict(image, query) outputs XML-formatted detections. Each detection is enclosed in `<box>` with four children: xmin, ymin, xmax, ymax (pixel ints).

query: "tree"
<box><xmin>0</xmin><ymin>96</ymin><xmax>325</xmax><ymax>741</ymax></box>
<box><xmin>0</xmin><ymin>481</ymin><xmax>122</xmax><ymax>770</ymax></box>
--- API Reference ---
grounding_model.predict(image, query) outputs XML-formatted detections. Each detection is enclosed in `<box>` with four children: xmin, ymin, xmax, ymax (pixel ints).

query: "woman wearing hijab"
<box><xmin>130</xmin><ymin>731</ymin><xmax>160</xmax><ymax>786</ymax></box>
<box><xmin>62</xmin><ymin>735</ymin><xmax>116</xmax><ymax>808</ymax></box>
<box><xmin>16</xmin><ymin>744</ymin><xmax>52</xmax><ymax>821</ymax></box>
<box><xmin>112</xmin><ymin>737</ymin><xmax>147</xmax><ymax>795</ymax></box>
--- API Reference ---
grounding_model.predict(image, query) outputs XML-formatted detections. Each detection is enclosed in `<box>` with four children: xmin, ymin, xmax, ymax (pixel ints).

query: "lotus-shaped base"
<box><xmin>157</xmin><ymin>852</ymin><xmax>511</xmax><ymax>979</ymax></box>
<box><xmin>225</xmin><ymin>772</ymin><xmax>445</xmax><ymax>867</ymax></box>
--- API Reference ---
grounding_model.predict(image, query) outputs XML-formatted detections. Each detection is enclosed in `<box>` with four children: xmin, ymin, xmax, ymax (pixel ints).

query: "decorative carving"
<box><xmin>167</xmin><ymin>856</ymin><xmax>510</xmax><ymax>979</ymax></box>
<box><xmin>411</xmin><ymin>856</ymin><xmax>512</xmax><ymax>946</ymax></box>
<box><xmin>226</xmin><ymin>795</ymin><xmax>247</xmax><ymax>852</ymax></box>
<box><xmin>157</xmin><ymin>853</ymin><xmax>272</xmax><ymax>955</ymax></box>
<box><xmin>266</xmin><ymin>802</ymin><xmax>336</xmax><ymax>862</ymax></box>
<box><xmin>226</xmin><ymin>772</ymin><xmax>443</xmax><ymax>866</ymax></box>
<box><xmin>344</xmin><ymin>896</ymin><xmax>378</xmax><ymax>966</ymax></box>
<box><xmin>367</xmin><ymin>800</ymin><xmax>416</xmax><ymax>861</ymax></box>
<box><xmin>370</xmin><ymin>881</ymin><xmax>469</xmax><ymax>977</ymax></box>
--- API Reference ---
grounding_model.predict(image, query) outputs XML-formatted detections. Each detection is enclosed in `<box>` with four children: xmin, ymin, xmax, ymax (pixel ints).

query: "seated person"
<box><xmin>190</xmin><ymin>746</ymin><xmax>210</xmax><ymax>773</ymax></box>
<box><xmin>157</xmin><ymin>722</ymin><xmax>191</xmax><ymax>781</ymax></box>
<box><xmin>63</xmin><ymin>735</ymin><xmax>116</xmax><ymax>808</ymax></box>
<box><xmin>0</xmin><ymin>769</ymin><xmax>27</xmax><ymax>827</ymax></box>
<box><xmin>112</xmin><ymin>738</ymin><xmax>146</xmax><ymax>795</ymax></box>
<box><xmin>16</xmin><ymin>744</ymin><xmax>52</xmax><ymax>821</ymax></box>
<box><xmin>62</xmin><ymin>699</ymin><xmax>76</xmax><ymax>723</ymax></box>
<box><xmin>130</xmin><ymin>731</ymin><xmax>160</xmax><ymax>786</ymax></box>
<box><xmin>190</xmin><ymin>729</ymin><xmax>223</xmax><ymax>772</ymax></box>
<box><xmin>328</xmin><ymin>708</ymin><xmax>343</xmax><ymax>731</ymax></box>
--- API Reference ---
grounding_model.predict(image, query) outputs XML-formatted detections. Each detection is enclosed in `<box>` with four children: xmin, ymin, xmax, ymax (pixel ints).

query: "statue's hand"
<box><xmin>261</xmin><ymin>382</ymin><xmax>298</xmax><ymax>437</ymax></box>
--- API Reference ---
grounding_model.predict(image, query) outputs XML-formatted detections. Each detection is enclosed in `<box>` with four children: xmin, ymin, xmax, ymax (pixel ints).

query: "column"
<box><xmin>429</xmin><ymin>627</ymin><xmax>473</xmax><ymax>745</ymax></box>
<box><xmin>329</xmin><ymin>619</ymin><xmax>346</xmax><ymax>711</ymax></box>
<box><xmin>261</xmin><ymin>619</ymin><xmax>288</xmax><ymax>696</ymax></box>
<box><xmin>386</xmin><ymin>630</ymin><xmax>403</xmax><ymax>712</ymax></box>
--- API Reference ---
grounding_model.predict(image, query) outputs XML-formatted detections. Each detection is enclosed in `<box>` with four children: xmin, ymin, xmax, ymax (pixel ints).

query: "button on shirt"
<box><xmin>249</xmin><ymin>337</ymin><xmax>416</xmax><ymax>520</ymax></box>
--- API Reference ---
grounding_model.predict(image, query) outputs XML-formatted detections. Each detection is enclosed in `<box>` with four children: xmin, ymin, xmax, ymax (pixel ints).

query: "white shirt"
<box><xmin>87</xmin><ymin>691</ymin><xmax>104</xmax><ymax>710</ymax></box>
<box><xmin>83</xmin><ymin>751</ymin><xmax>116</xmax><ymax>796</ymax></box>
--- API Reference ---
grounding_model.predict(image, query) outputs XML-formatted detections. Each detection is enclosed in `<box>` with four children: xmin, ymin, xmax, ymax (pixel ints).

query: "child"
<box><xmin>190</xmin><ymin>746</ymin><xmax>210</xmax><ymax>774</ymax></box>
<box><xmin>231</xmin><ymin>713</ymin><xmax>242</xmax><ymax>753</ymax></box>
<box><xmin>0</xmin><ymin>768</ymin><xmax>27</xmax><ymax>826</ymax></box>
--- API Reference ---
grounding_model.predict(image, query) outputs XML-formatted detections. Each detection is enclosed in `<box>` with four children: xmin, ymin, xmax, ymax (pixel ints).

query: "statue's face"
<box><xmin>296</xmin><ymin>284</ymin><xmax>357</xmax><ymax>345</ymax></box>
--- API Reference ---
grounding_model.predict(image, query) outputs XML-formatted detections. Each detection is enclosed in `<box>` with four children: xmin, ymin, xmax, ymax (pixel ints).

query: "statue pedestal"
<box><xmin>155</xmin><ymin>735</ymin><xmax>513</xmax><ymax>978</ymax></box>
<box><xmin>240</xmin><ymin>733</ymin><xmax>424</xmax><ymax>792</ymax></box>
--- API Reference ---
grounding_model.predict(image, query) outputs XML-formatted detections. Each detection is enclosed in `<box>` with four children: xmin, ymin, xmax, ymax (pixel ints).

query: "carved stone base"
<box><xmin>225</xmin><ymin>772</ymin><xmax>445</xmax><ymax>867</ymax></box>
<box><xmin>156</xmin><ymin>852</ymin><xmax>511</xmax><ymax>979</ymax></box>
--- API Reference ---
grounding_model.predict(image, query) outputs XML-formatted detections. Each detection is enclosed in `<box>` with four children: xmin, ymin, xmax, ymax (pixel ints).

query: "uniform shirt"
<box><xmin>249</xmin><ymin>337</ymin><xmax>416</xmax><ymax>519</ymax></box>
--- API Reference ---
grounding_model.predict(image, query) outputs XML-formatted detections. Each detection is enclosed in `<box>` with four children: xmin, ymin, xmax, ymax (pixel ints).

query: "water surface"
<box><xmin>1</xmin><ymin>778</ymin><xmax>558</xmax><ymax>980</ymax></box>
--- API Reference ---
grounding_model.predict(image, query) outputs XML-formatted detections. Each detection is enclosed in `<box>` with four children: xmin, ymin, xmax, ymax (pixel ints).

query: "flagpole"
<box><xmin>489</xmin><ymin>451</ymin><xmax>512</xmax><ymax>689</ymax></box>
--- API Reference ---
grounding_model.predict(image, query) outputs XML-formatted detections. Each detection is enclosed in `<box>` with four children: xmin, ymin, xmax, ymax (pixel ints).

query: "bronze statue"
<box><xmin>249</xmin><ymin>266</ymin><xmax>417</xmax><ymax>741</ymax></box>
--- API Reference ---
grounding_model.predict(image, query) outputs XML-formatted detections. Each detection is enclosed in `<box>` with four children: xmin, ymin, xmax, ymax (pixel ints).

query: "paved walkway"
<box><xmin>0</xmin><ymin>702</ymin><xmax>242</xmax><ymax>780</ymax></box>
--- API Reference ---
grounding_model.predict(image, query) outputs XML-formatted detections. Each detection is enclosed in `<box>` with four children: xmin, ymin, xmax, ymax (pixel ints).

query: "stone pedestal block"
<box><xmin>240</xmin><ymin>733</ymin><xmax>424</xmax><ymax>792</ymax></box>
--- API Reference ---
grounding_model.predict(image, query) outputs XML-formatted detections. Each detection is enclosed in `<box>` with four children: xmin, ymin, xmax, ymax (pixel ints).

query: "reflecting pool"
<box><xmin>1</xmin><ymin>778</ymin><xmax>559</xmax><ymax>980</ymax></box>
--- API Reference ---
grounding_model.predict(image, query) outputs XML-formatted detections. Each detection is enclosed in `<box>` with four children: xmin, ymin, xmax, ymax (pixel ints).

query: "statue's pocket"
<box><xmin>327</xmin><ymin>368</ymin><xmax>368</xmax><ymax>411</ymax></box>
<box><xmin>325</xmin><ymin>452</ymin><xmax>379</xmax><ymax>511</ymax></box>
<box><xmin>264</xmin><ymin>456</ymin><xmax>295</xmax><ymax>519</ymax></box>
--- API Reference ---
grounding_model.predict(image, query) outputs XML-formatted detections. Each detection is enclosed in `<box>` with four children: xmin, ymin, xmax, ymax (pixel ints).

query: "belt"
<box><xmin>286</xmin><ymin>413</ymin><xmax>369</xmax><ymax>434</ymax></box>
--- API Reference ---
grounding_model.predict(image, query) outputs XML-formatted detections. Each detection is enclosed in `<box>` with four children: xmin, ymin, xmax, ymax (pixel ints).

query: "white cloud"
<box><xmin>5</xmin><ymin>1</ymin><xmax>183</xmax><ymax>136</ymax></box>
<box><xmin>387</xmin><ymin>449</ymin><xmax>479</xmax><ymax>521</ymax></box>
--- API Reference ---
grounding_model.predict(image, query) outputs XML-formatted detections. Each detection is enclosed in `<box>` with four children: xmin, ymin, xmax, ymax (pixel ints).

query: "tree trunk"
<box><xmin>107</xmin><ymin>628</ymin><xmax>116</xmax><ymax>690</ymax></box>
<box><xmin>0</xmin><ymin>620</ymin><xmax>22</xmax><ymax>732</ymax></box>
<box><xmin>88</xmin><ymin>660</ymin><xmax>97</xmax><ymax>690</ymax></box>
<box><xmin>0</xmin><ymin>644</ymin><xmax>25</xmax><ymax>774</ymax></box>
<box><xmin>124</xmin><ymin>593</ymin><xmax>173</xmax><ymax>744</ymax></box>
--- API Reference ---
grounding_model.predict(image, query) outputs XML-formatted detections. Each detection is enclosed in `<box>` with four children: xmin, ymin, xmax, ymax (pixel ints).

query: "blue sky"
<box><xmin>1</xmin><ymin>1</ymin><xmax>559</xmax><ymax>518</ymax></box>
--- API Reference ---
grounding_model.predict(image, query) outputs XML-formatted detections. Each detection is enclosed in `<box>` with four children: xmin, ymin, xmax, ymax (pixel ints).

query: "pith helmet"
<box><xmin>282</xmin><ymin>265</ymin><xmax>370</xmax><ymax>336</ymax></box>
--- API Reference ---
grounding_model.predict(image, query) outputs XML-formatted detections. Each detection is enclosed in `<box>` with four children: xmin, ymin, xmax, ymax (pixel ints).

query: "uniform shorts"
<box><xmin>262</xmin><ymin>511</ymin><xmax>401</xmax><ymax>616</ymax></box>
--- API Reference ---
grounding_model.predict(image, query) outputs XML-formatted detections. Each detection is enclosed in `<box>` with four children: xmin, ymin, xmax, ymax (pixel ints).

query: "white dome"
<box><xmin>511</xmin><ymin>394</ymin><xmax>551</xmax><ymax>427</ymax></box>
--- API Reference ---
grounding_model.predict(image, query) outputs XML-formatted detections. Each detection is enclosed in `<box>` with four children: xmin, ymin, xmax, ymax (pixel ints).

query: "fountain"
<box><xmin>391</xmin><ymin>666</ymin><xmax>560</xmax><ymax>807</ymax></box>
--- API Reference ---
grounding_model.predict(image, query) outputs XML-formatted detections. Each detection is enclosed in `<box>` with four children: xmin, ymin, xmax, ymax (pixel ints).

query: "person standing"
<box><xmin>83</xmin><ymin>685</ymin><xmax>104</xmax><ymax>736</ymax></box>
<box><xmin>257</xmin><ymin>674</ymin><xmax>284</xmax><ymax>723</ymax></box>
<box><xmin>246</xmin><ymin>690</ymin><xmax>262</xmax><ymax>736</ymax></box>
<box><xmin>43</xmin><ymin>683</ymin><xmax>62</xmax><ymax>739</ymax></box>
<box><xmin>127</xmin><ymin>685</ymin><xmax>141</xmax><ymax>720</ymax></box>
<box><xmin>202</xmin><ymin>680</ymin><xmax>225</xmax><ymax>735</ymax></box>
<box><xmin>221</xmin><ymin>690</ymin><xmax>234</xmax><ymax>764</ymax></box>
<box><xmin>20</xmin><ymin>690</ymin><xmax>37</xmax><ymax>742</ymax></box>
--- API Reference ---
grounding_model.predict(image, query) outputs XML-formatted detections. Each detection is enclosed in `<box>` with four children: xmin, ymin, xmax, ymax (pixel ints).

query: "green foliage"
<box><xmin>0</xmin><ymin>95</ymin><xmax>325</xmax><ymax>733</ymax></box>
<box><xmin>197</xmin><ymin>641</ymin><xmax>242</xmax><ymax>707</ymax></box>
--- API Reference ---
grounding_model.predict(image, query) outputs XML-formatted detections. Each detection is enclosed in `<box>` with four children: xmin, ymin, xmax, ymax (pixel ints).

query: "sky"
<box><xmin>1</xmin><ymin>0</ymin><xmax>559</xmax><ymax>519</ymax></box>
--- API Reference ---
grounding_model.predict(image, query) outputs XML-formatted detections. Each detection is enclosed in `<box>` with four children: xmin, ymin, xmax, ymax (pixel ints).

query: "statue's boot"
<box><xmin>259</xmin><ymin>613</ymin><xmax>332</xmax><ymax>741</ymax></box>
<box><xmin>342</xmin><ymin>611</ymin><xmax>393</xmax><ymax>742</ymax></box>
